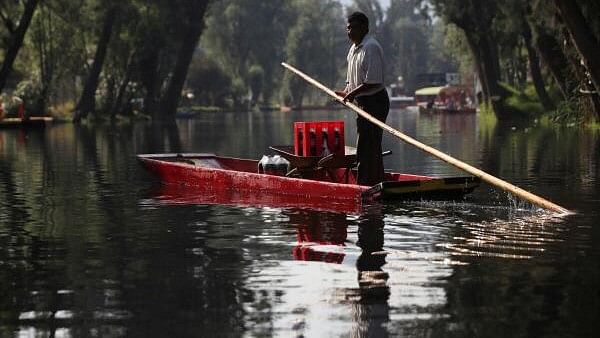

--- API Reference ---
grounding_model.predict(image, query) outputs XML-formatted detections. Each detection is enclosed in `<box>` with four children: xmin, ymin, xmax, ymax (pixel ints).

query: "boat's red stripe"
<box><xmin>140</xmin><ymin>158</ymin><xmax>368</xmax><ymax>202</ymax></box>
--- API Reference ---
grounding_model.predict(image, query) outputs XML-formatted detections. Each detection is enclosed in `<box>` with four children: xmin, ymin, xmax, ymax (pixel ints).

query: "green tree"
<box><xmin>281</xmin><ymin>0</ymin><xmax>345</xmax><ymax>108</ymax></box>
<box><xmin>15</xmin><ymin>0</ymin><xmax>90</xmax><ymax>115</ymax></box>
<box><xmin>186</xmin><ymin>56</ymin><xmax>231</xmax><ymax>106</ymax></box>
<box><xmin>74</xmin><ymin>2</ymin><xmax>120</xmax><ymax>122</ymax></box>
<box><xmin>528</xmin><ymin>0</ymin><xmax>600</xmax><ymax>118</ymax></box>
<box><xmin>202</xmin><ymin>0</ymin><xmax>294</xmax><ymax>107</ymax></box>
<box><xmin>554</xmin><ymin>0</ymin><xmax>600</xmax><ymax>118</ymax></box>
<box><xmin>429</xmin><ymin>0</ymin><xmax>506</xmax><ymax>117</ymax></box>
<box><xmin>159</xmin><ymin>0</ymin><xmax>211</xmax><ymax>121</ymax></box>
<box><xmin>382</xmin><ymin>0</ymin><xmax>431</xmax><ymax>93</ymax></box>
<box><xmin>0</xmin><ymin>0</ymin><xmax>40</xmax><ymax>93</ymax></box>
<box><xmin>428</xmin><ymin>19</ymin><xmax>460</xmax><ymax>77</ymax></box>
<box><xmin>423</xmin><ymin>0</ymin><xmax>600</xmax><ymax>120</ymax></box>
<box><xmin>496</xmin><ymin>0</ymin><xmax>554</xmax><ymax>110</ymax></box>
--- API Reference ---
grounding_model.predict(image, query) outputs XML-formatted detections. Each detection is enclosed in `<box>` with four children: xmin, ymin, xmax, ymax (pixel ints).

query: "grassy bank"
<box><xmin>496</xmin><ymin>83</ymin><xmax>598</xmax><ymax>127</ymax></box>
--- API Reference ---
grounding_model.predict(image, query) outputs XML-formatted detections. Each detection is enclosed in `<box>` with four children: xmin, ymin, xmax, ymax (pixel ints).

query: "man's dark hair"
<box><xmin>348</xmin><ymin>11</ymin><xmax>369</xmax><ymax>28</ymax></box>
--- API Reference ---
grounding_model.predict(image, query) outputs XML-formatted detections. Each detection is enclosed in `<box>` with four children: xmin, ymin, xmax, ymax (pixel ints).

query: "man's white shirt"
<box><xmin>345</xmin><ymin>34</ymin><xmax>385</xmax><ymax>97</ymax></box>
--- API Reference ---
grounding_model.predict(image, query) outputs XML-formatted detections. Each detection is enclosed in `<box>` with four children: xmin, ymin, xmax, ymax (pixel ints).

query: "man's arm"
<box><xmin>334</xmin><ymin>82</ymin><xmax>350</xmax><ymax>98</ymax></box>
<box><xmin>334</xmin><ymin>90</ymin><xmax>347</xmax><ymax>97</ymax></box>
<box><xmin>342</xmin><ymin>83</ymin><xmax>380</xmax><ymax>102</ymax></box>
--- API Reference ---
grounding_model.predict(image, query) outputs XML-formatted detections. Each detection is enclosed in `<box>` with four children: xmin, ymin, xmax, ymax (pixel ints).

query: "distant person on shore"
<box><xmin>335</xmin><ymin>11</ymin><xmax>389</xmax><ymax>186</ymax></box>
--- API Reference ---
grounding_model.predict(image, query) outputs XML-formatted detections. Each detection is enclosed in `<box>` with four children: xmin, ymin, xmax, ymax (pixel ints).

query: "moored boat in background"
<box><xmin>413</xmin><ymin>85</ymin><xmax>476</xmax><ymax>114</ymax></box>
<box><xmin>389</xmin><ymin>95</ymin><xmax>415</xmax><ymax>109</ymax></box>
<box><xmin>0</xmin><ymin>116</ymin><xmax>53</xmax><ymax>129</ymax></box>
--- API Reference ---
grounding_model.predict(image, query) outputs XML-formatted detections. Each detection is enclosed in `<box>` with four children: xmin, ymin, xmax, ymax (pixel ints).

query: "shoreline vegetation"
<box><xmin>25</xmin><ymin>89</ymin><xmax>598</xmax><ymax>128</ymax></box>
<box><xmin>0</xmin><ymin>1</ymin><xmax>599</xmax><ymax>127</ymax></box>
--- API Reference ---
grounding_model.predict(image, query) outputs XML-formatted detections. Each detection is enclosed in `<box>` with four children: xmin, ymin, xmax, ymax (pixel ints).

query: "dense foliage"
<box><xmin>429</xmin><ymin>0</ymin><xmax>600</xmax><ymax>120</ymax></box>
<box><xmin>0</xmin><ymin>0</ymin><xmax>599</xmax><ymax>122</ymax></box>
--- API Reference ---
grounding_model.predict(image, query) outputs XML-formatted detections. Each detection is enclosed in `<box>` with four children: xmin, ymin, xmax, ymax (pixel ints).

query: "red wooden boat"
<box><xmin>138</xmin><ymin>147</ymin><xmax>479</xmax><ymax>213</ymax></box>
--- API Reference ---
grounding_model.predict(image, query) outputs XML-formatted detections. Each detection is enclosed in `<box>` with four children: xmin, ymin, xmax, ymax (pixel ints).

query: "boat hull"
<box><xmin>138</xmin><ymin>153</ymin><xmax>479</xmax><ymax>213</ymax></box>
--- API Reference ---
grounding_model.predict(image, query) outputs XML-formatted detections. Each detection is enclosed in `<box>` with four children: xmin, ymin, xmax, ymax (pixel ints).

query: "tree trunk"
<box><xmin>461</xmin><ymin>17</ymin><xmax>504</xmax><ymax>117</ymax></box>
<box><xmin>0</xmin><ymin>0</ymin><xmax>40</xmax><ymax>92</ymax></box>
<box><xmin>110</xmin><ymin>54</ymin><xmax>134</xmax><ymax>118</ymax></box>
<box><xmin>464</xmin><ymin>33</ymin><xmax>490</xmax><ymax>103</ymax></box>
<box><xmin>532</xmin><ymin>24</ymin><xmax>575</xmax><ymax>100</ymax></box>
<box><xmin>139</xmin><ymin>47</ymin><xmax>160</xmax><ymax>117</ymax></box>
<box><xmin>479</xmin><ymin>35</ymin><xmax>505</xmax><ymax>118</ymax></box>
<box><xmin>463</xmin><ymin>0</ymin><xmax>504</xmax><ymax>116</ymax></box>
<box><xmin>467</xmin><ymin>31</ymin><xmax>504</xmax><ymax>117</ymax></box>
<box><xmin>489</xmin><ymin>37</ymin><xmax>502</xmax><ymax>85</ymax></box>
<box><xmin>523</xmin><ymin>21</ymin><xmax>554</xmax><ymax>111</ymax></box>
<box><xmin>554</xmin><ymin>0</ymin><xmax>600</xmax><ymax>98</ymax></box>
<box><xmin>589</xmin><ymin>94</ymin><xmax>600</xmax><ymax>118</ymax></box>
<box><xmin>34</xmin><ymin>7</ymin><xmax>53</xmax><ymax>115</ymax></box>
<box><xmin>159</xmin><ymin>0</ymin><xmax>210</xmax><ymax>121</ymax></box>
<box><xmin>562</xmin><ymin>31</ymin><xmax>600</xmax><ymax>117</ymax></box>
<box><xmin>73</xmin><ymin>6</ymin><xmax>118</xmax><ymax>122</ymax></box>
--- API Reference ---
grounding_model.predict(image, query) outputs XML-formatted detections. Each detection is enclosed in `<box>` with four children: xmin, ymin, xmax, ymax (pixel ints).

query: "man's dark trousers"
<box><xmin>355</xmin><ymin>89</ymin><xmax>390</xmax><ymax>186</ymax></box>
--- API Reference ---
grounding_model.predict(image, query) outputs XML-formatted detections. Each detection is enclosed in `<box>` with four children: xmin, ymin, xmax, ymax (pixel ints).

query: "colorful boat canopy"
<box><xmin>414</xmin><ymin>86</ymin><xmax>445</xmax><ymax>96</ymax></box>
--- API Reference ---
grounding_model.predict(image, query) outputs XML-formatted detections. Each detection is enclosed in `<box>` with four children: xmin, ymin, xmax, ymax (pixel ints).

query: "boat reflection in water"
<box><xmin>144</xmin><ymin>180</ymin><xmax>366</xmax><ymax>214</ymax></box>
<box><xmin>144</xmin><ymin>184</ymin><xmax>391</xmax><ymax>335</ymax></box>
<box><xmin>291</xmin><ymin>211</ymin><xmax>348</xmax><ymax>264</ymax></box>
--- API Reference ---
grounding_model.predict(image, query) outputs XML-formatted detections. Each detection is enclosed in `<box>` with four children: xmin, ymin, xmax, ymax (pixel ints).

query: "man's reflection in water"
<box><xmin>289</xmin><ymin>206</ymin><xmax>390</xmax><ymax>337</ymax></box>
<box><xmin>352</xmin><ymin>204</ymin><xmax>390</xmax><ymax>337</ymax></box>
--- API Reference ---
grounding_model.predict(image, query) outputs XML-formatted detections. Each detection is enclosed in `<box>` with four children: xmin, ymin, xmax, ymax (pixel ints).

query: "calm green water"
<box><xmin>0</xmin><ymin>110</ymin><xmax>598</xmax><ymax>337</ymax></box>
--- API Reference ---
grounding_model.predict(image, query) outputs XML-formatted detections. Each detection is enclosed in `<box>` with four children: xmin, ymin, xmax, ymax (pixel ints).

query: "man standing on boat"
<box><xmin>335</xmin><ymin>12</ymin><xmax>389</xmax><ymax>186</ymax></box>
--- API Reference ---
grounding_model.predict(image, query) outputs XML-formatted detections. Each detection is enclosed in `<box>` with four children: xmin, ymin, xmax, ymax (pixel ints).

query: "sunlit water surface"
<box><xmin>0</xmin><ymin>109</ymin><xmax>598</xmax><ymax>337</ymax></box>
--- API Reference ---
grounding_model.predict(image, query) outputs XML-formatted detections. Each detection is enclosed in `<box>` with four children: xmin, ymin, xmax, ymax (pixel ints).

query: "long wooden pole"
<box><xmin>281</xmin><ymin>62</ymin><xmax>571</xmax><ymax>215</ymax></box>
